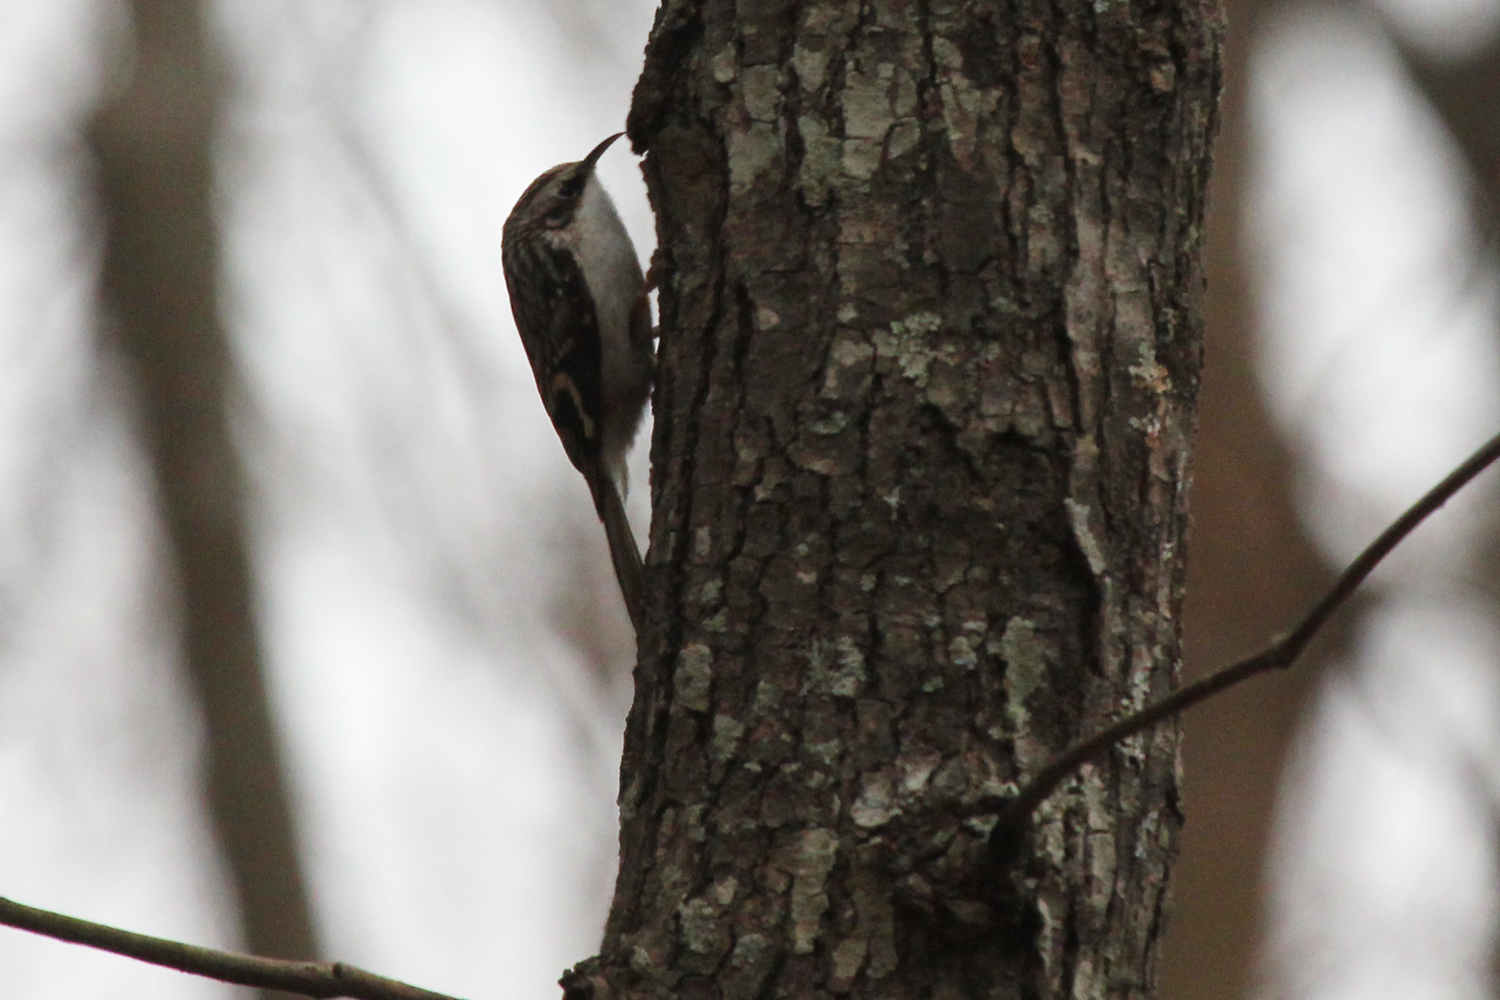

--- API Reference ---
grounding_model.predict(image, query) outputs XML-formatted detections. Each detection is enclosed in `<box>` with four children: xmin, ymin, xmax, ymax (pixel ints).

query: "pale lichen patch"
<box><xmin>711</xmin><ymin>713</ymin><xmax>744</xmax><ymax>763</ymax></box>
<box><xmin>710</xmin><ymin>42</ymin><xmax>737</xmax><ymax>83</ymax></box>
<box><xmin>730</xmin><ymin>932</ymin><xmax>771</xmax><ymax>969</ymax></box>
<box><xmin>752</xmin><ymin>679</ymin><xmax>781</xmax><ymax>714</ymax></box>
<box><xmin>804</xmin><ymin>637</ymin><xmax>867</xmax><ymax>698</ymax></box>
<box><xmin>728</xmin><ymin>123</ymin><xmax>782</xmax><ymax>195</ymax></box>
<box><xmin>887</xmin><ymin>119</ymin><xmax>920</xmax><ymax>160</ymax></box>
<box><xmin>822</xmin><ymin>332</ymin><xmax>874</xmax><ymax>399</ymax></box>
<box><xmin>796</xmin><ymin>114</ymin><xmax>841</xmax><ymax>205</ymax></box>
<box><xmin>948</xmin><ymin>633</ymin><xmax>979</xmax><ymax>669</ymax></box>
<box><xmin>724</xmin><ymin>931</ymin><xmax>777</xmax><ymax>1000</ymax></box>
<box><xmin>713</xmin><ymin>876</ymin><xmax>739</xmax><ymax>906</ymax></box>
<box><xmin>1064</xmin><ymin>498</ymin><xmax>1108</xmax><ymax>577</ymax></box>
<box><xmin>897</xmin><ymin>746</ymin><xmax>942</xmax><ymax>794</ymax></box>
<box><xmin>830</xmin><ymin>936</ymin><xmax>868</xmax><ymax>988</ymax></box>
<box><xmin>775</xmin><ymin>828</ymin><xmax>839</xmax><ymax>954</ymax></box>
<box><xmin>803</xmin><ymin>409</ymin><xmax>848</xmax><ymax>435</ymax></box>
<box><xmin>1088</xmin><ymin>828</ymin><xmax>1117</xmax><ymax>914</ymax></box>
<box><xmin>674</xmin><ymin>644</ymin><xmax>714</xmax><ymax>712</ymax></box>
<box><xmin>806</xmin><ymin>738</ymin><xmax>841</xmax><ymax>768</ymax></box>
<box><xmin>931</xmin><ymin>36</ymin><xmax>988</xmax><ymax>167</ymax></box>
<box><xmin>842</xmin><ymin>65</ymin><xmax>895</xmax><ymax>139</ymax></box>
<box><xmin>1001</xmin><ymin>616</ymin><xmax>1047</xmax><ymax>737</ymax></box>
<box><xmin>1127</xmin><ymin>337</ymin><xmax>1171</xmax><ymax>395</ymax></box>
<box><xmin>678</xmin><ymin>896</ymin><xmax>723</xmax><ymax>954</ymax></box>
<box><xmin>791</xmin><ymin>42</ymin><xmax>828</xmax><ymax>90</ymax></box>
<box><xmin>841</xmin><ymin>137</ymin><xmax>883</xmax><ymax>180</ymax></box>
<box><xmin>753</xmin><ymin>455</ymin><xmax>786</xmax><ymax>500</ymax></box>
<box><xmin>850</xmin><ymin>771</ymin><xmax>897</xmax><ymax>828</ymax></box>
<box><xmin>874</xmin><ymin>311</ymin><xmax>943</xmax><ymax>385</ymax></box>
<box><xmin>1027</xmin><ymin>200</ymin><xmax>1064</xmax><ymax>273</ymax></box>
<box><xmin>741</xmin><ymin>65</ymin><xmax>781</xmax><ymax>121</ymax></box>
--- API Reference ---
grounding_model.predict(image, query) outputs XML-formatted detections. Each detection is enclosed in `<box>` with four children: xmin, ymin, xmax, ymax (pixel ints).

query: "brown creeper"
<box><xmin>502</xmin><ymin>132</ymin><xmax>654</xmax><ymax>630</ymax></box>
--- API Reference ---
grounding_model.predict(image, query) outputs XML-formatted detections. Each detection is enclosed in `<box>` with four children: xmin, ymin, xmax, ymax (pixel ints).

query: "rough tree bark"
<box><xmin>578</xmin><ymin>2</ymin><xmax>1222</xmax><ymax>998</ymax></box>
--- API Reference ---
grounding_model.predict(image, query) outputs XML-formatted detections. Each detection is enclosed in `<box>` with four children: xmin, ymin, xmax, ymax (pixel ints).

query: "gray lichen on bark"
<box><xmin>592</xmin><ymin>1</ymin><xmax>1223</xmax><ymax>998</ymax></box>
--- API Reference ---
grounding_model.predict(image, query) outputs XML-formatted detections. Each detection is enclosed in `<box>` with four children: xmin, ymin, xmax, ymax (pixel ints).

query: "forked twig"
<box><xmin>0</xmin><ymin>896</ymin><xmax>466</xmax><ymax>1000</ymax></box>
<box><xmin>989</xmin><ymin>430</ymin><xmax>1500</xmax><ymax>864</ymax></box>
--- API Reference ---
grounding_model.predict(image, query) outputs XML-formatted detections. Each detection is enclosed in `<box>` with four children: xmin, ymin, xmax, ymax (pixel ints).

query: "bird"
<box><xmin>501</xmin><ymin>132</ymin><xmax>654</xmax><ymax>631</ymax></box>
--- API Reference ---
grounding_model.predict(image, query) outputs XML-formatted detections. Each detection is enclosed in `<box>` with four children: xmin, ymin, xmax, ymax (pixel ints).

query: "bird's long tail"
<box><xmin>585</xmin><ymin>461</ymin><xmax>646</xmax><ymax>632</ymax></box>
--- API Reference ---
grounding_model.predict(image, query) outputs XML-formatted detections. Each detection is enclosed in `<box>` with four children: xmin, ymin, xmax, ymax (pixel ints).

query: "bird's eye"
<box><xmin>557</xmin><ymin>177</ymin><xmax>582</xmax><ymax>199</ymax></box>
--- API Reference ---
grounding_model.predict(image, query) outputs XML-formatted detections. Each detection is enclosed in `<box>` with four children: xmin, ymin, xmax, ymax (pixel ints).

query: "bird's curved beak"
<box><xmin>580</xmin><ymin>132</ymin><xmax>625</xmax><ymax>175</ymax></box>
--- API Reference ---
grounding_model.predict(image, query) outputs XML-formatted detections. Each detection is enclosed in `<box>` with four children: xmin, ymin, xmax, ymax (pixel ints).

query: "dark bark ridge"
<box><xmin>594</xmin><ymin>2</ymin><xmax>1222</xmax><ymax>998</ymax></box>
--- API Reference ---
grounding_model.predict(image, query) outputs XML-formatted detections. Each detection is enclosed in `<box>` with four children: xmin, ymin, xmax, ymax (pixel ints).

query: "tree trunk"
<box><xmin>584</xmin><ymin>2</ymin><xmax>1222</xmax><ymax>998</ymax></box>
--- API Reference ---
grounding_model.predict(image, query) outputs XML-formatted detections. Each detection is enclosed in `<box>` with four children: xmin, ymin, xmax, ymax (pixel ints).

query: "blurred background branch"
<box><xmin>86</xmin><ymin>2</ymin><xmax>318</xmax><ymax>995</ymax></box>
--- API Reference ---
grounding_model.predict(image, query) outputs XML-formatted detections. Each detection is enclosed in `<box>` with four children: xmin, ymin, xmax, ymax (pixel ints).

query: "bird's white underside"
<box><xmin>555</xmin><ymin>175</ymin><xmax>647</xmax><ymax>488</ymax></box>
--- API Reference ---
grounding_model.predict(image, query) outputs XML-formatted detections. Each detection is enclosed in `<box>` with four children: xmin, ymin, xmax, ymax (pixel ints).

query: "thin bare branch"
<box><xmin>989</xmin><ymin>429</ymin><xmax>1500</xmax><ymax>865</ymax></box>
<box><xmin>0</xmin><ymin>896</ymin><xmax>465</xmax><ymax>1000</ymax></box>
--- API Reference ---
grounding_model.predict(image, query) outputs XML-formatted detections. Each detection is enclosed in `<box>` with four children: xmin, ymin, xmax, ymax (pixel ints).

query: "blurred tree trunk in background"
<box><xmin>1160</xmin><ymin>7</ymin><xmax>1500</xmax><ymax>998</ymax></box>
<box><xmin>575</xmin><ymin>2</ymin><xmax>1221</xmax><ymax>999</ymax></box>
<box><xmin>1395</xmin><ymin>32</ymin><xmax>1500</xmax><ymax>212</ymax></box>
<box><xmin>1156</xmin><ymin>0</ymin><xmax>1340</xmax><ymax>996</ymax></box>
<box><xmin>87</xmin><ymin>1</ymin><xmax>318</xmax><ymax>993</ymax></box>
